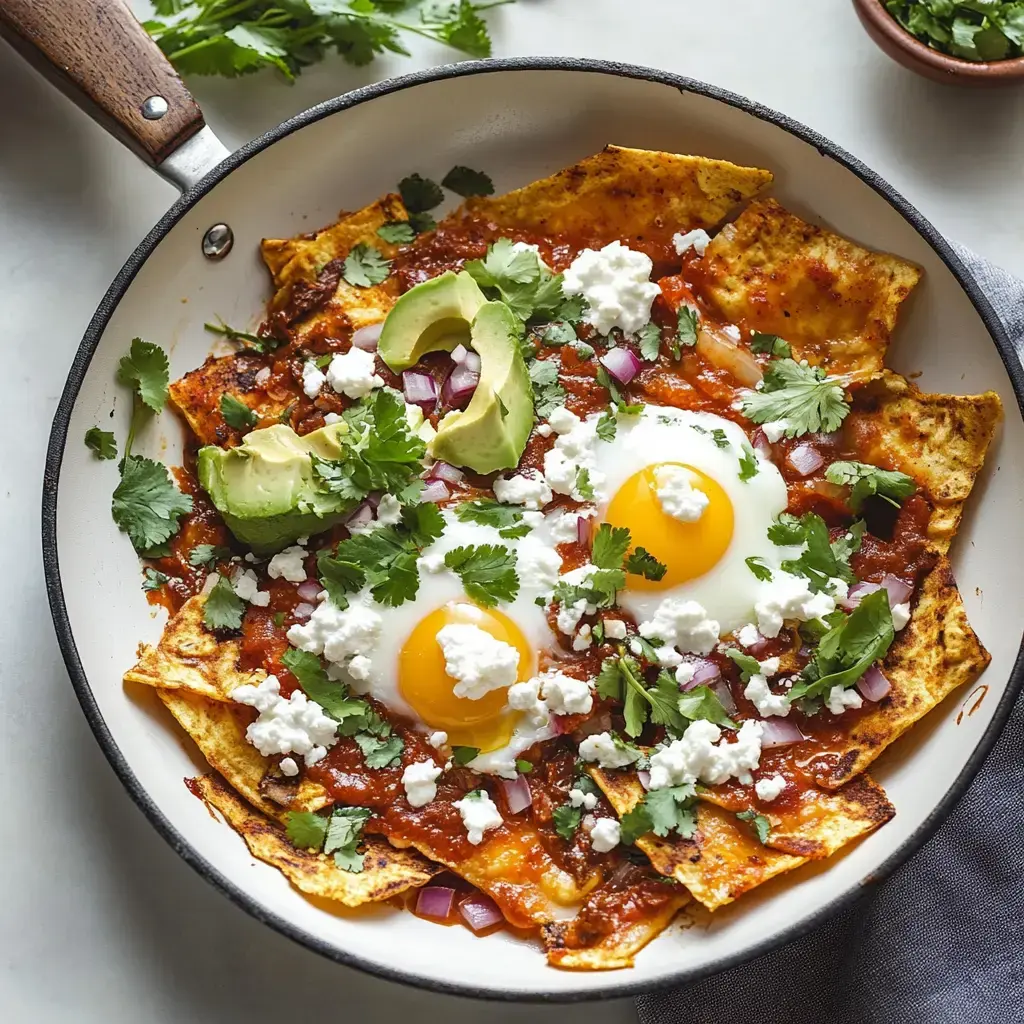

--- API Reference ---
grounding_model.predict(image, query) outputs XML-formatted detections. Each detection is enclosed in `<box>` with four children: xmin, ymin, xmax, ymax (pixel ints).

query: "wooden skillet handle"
<box><xmin>0</xmin><ymin>0</ymin><xmax>204</xmax><ymax>166</ymax></box>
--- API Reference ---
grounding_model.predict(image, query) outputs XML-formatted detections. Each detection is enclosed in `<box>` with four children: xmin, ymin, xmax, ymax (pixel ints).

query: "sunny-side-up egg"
<box><xmin>317</xmin><ymin>511</ymin><xmax>564</xmax><ymax>776</ymax></box>
<box><xmin>595</xmin><ymin>406</ymin><xmax>789</xmax><ymax>634</ymax></box>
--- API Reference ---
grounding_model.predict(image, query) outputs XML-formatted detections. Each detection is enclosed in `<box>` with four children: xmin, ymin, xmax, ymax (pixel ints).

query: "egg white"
<box><xmin>595</xmin><ymin>406</ymin><xmax>789</xmax><ymax>634</ymax></box>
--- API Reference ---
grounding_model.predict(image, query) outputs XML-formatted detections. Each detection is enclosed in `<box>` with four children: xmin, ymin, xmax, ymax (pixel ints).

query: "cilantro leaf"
<box><xmin>111</xmin><ymin>455</ymin><xmax>193</xmax><ymax>553</ymax></box>
<box><xmin>738</xmin><ymin>444</ymin><xmax>759</xmax><ymax>482</ymax></box>
<box><xmin>203</xmin><ymin>574</ymin><xmax>245</xmax><ymax>631</ymax></box>
<box><xmin>710</xmin><ymin>428</ymin><xmax>731</xmax><ymax>449</ymax></box>
<box><xmin>204</xmin><ymin>319</ymin><xmax>275</xmax><ymax>352</ymax></box>
<box><xmin>220</xmin><ymin>393</ymin><xmax>258</xmax><ymax>430</ymax></box>
<box><xmin>528</xmin><ymin>358</ymin><xmax>566</xmax><ymax>418</ymax></box>
<box><xmin>625</xmin><ymin>547</ymin><xmax>667</xmax><ymax>581</ymax></box>
<box><xmin>117</xmin><ymin>338</ymin><xmax>169</xmax><ymax>413</ymax></box>
<box><xmin>736</xmin><ymin>808</ymin><xmax>772</xmax><ymax>844</ymax></box>
<box><xmin>444</xmin><ymin>544</ymin><xmax>519</xmax><ymax>606</ymax></box>
<box><xmin>85</xmin><ymin>427</ymin><xmax>117</xmax><ymax>460</ymax></box>
<box><xmin>592</xmin><ymin>523</ymin><xmax>630</xmax><ymax>570</ymax></box>
<box><xmin>441</xmin><ymin>165</ymin><xmax>494</xmax><ymax>197</ymax></box>
<box><xmin>780</xmin><ymin>512</ymin><xmax>859</xmax><ymax>592</ymax></box>
<box><xmin>825</xmin><ymin>460</ymin><xmax>917</xmax><ymax>511</ymax></box>
<box><xmin>745</xmin><ymin>556</ymin><xmax>773</xmax><ymax>582</ymax></box>
<box><xmin>552</xmin><ymin>566</ymin><xmax>625</xmax><ymax>614</ymax></box>
<box><xmin>398</xmin><ymin>173</ymin><xmax>444</xmax><ymax>213</ymax></box>
<box><xmin>516</xmin><ymin>758</ymin><xmax>533</xmax><ymax>773</ymax></box>
<box><xmin>142</xmin><ymin>567</ymin><xmax>169</xmax><ymax>591</ymax></box>
<box><xmin>316</xmin><ymin>555</ymin><xmax>364</xmax><ymax>609</ymax></box>
<box><xmin>723</xmin><ymin>648</ymin><xmax>763</xmax><ymax>683</ymax></box>
<box><xmin>637</xmin><ymin>322</ymin><xmax>662</xmax><ymax>362</ymax></box>
<box><xmin>597</xmin><ymin>654</ymin><xmax>687</xmax><ymax>738</ymax></box>
<box><xmin>620</xmin><ymin>785</ymin><xmax>697</xmax><ymax>844</ymax></box>
<box><xmin>356</xmin><ymin>732</ymin><xmax>404</xmax><ymax>769</ymax></box>
<box><xmin>596</xmin><ymin>410</ymin><xmax>617</xmax><ymax>442</ymax></box>
<box><xmin>646</xmin><ymin>672</ymin><xmax>688</xmax><ymax>735</ymax></box>
<box><xmin>188</xmin><ymin>544</ymin><xmax>230</xmax><ymax>569</ymax></box>
<box><xmin>553</xmin><ymin>803</ymin><xmax>583</xmax><ymax>841</ymax></box>
<box><xmin>324</xmin><ymin>807</ymin><xmax>372</xmax><ymax>873</ymax></box>
<box><xmin>677</xmin><ymin>683</ymin><xmax>738</xmax><ymax>729</ymax></box>
<box><xmin>750</xmin><ymin>333</ymin><xmax>791</xmax><ymax>357</ymax></box>
<box><xmin>789</xmin><ymin>589</ymin><xmax>895</xmax><ymax>702</ymax></box>
<box><xmin>343</xmin><ymin>243</ymin><xmax>391</xmax><ymax>288</ymax></box>
<box><xmin>676</xmin><ymin>306</ymin><xmax>698</xmax><ymax>353</ymax></box>
<box><xmin>740</xmin><ymin>358</ymin><xmax>850</xmax><ymax>436</ymax></box>
<box><xmin>281</xmin><ymin>649</ymin><xmax>366</xmax><ymax>723</ymax></box>
<box><xmin>452</xmin><ymin>745</ymin><xmax>480</xmax><ymax>766</ymax></box>
<box><xmin>377</xmin><ymin>221</ymin><xmax>416</xmax><ymax>245</ymax></box>
<box><xmin>538</xmin><ymin>320</ymin><xmax>579</xmax><ymax>347</ymax></box>
<box><xmin>574</xmin><ymin>467</ymin><xmax>595</xmax><ymax>501</ymax></box>
<box><xmin>767</xmin><ymin>512</ymin><xmax>807</xmax><ymax>546</ymax></box>
<box><xmin>285</xmin><ymin>811</ymin><xmax>328</xmax><ymax>851</ymax></box>
<box><xmin>455</xmin><ymin>499</ymin><xmax>524</xmax><ymax>533</ymax></box>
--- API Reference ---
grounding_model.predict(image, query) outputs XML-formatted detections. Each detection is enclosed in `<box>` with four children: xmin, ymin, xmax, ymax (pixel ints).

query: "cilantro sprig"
<box><xmin>204</xmin><ymin>318</ymin><xmax>281</xmax><ymax>354</ymax></box>
<box><xmin>203</xmin><ymin>573</ymin><xmax>246</xmax><ymax>630</ymax></box>
<box><xmin>444</xmin><ymin>544</ymin><xmax>520</xmax><ymax>607</ymax></box>
<box><xmin>620</xmin><ymin>784</ymin><xmax>698</xmax><ymax>845</ymax></box>
<box><xmin>552</xmin><ymin>775</ymin><xmax>601</xmax><ymax>840</ymax></box>
<box><xmin>741</xmin><ymin>358</ymin><xmax>850</xmax><ymax>437</ymax></box>
<box><xmin>220</xmin><ymin>393</ymin><xmax>258</xmax><ymax>431</ymax></box>
<box><xmin>770</xmin><ymin>512</ymin><xmax>864</xmax><ymax>593</ymax></box>
<box><xmin>528</xmin><ymin>358</ymin><xmax>566</xmax><ymax>419</ymax></box>
<box><xmin>736</xmin><ymin>808</ymin><xmax>772</xmax><ymax>844</ymax></box>
<box><xmin>343</xmin><ymin>243</ymin><xmax>391</xmax><ymax>288</ymax></box>
<box><xmin>750</xmin><ymin>333</ymin><xmax>791</xmax><ymax>358</ymax></box>
<box><xmin>455</xmin><ymin>499</ymin><xmax>530</xmax><ymax>538</ymax></box>
<box><xmin>145</xmin><ymin>1</ymin><xmax>509</xmax><ymax>81</ymax></box>
<box><xmin>286</xmin><ymin>806</ymin><xmax>372</xmax><ymax>873</ymax></box>
<box><xmin>85</xmin><ymin>427</ymin><xmax>117</xmax><ymax>460</ymax></box>
<box><xmin>825</xmin><ymin>460</ymin><xmax>917</xmax><ymax>511</ymax></box>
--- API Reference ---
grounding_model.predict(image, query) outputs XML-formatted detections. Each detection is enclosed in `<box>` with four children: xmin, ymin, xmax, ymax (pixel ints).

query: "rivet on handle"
<box><xmin>202</xmin><ymin>223</ymin><xmax>234</xmax><ymax>260</ymax></box>
<box><xmin>140</xmin><ymin>95</ymin><xmax>169</xmax><ymax>120</ymax></box>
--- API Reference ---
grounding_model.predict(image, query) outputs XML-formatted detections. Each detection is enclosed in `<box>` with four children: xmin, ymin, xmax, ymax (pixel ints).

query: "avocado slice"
<box><xmin>197</xmin><ymin>422</ymin><xmax>354</xmax><ymax>554</ymax></box>
<box><xmin>430</xmin><ymin>301</ymin><xmax>533</xmax><ymax>474</ymax></box>
<box><xmin>379</xmin><ymin>273</ymin><xmax>533</xmax><ymax>474</ymax></box>
<box><xmin>378</xmin><ymin>270</ymin><xmax>488</xmax><ymax>370</ymax></box>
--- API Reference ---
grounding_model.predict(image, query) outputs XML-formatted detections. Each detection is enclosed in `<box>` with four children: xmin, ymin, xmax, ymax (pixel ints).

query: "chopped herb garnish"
<box><xmin>637</xmin><ymin>321</ymin><xmax>662</xmax><ymax>362</ymax></box>
<box><xmin>750</xmin><ymin>333</ymin><xmax>791</xmax><ymax>358</ymax></box>
<box><xmin>85</xmin><ymin>427</ymin><xmax>117</xmax><ymax>460</ymax></box>
<box><xmin>741</xmin><ymin>358</ymin><xmax>850</xmax><ymax>436</ymax></box>
<box><xmin>676</xmin><ymin>683</ymin><xmax>738</xmax><ymax>728</ymax></box>
<box><xmin>824</xmin><ymin>460</ymin><xmax>917</xmax><ymax>511</ymax></box>
<box><xmin>884</xmin><ymin>1</ymin><xmax>1024</xmax><ymax>62</ymax></box>
<box><xmin>736</xmin><ymin>808</ymin><xmax>772</xmax><ymax>844</ymax></box>
<box><xmin>117</xmin><ymin>338</ymin><xmax>169</xmax><ymax>414</ymax></box>
<box><xmin>142</xmin><ymin>567</ymin><xmax>169</xmax><ymax>591</ymax></box>
<box><xmin>625</xmin><ymin>546</ymin><xmax>668</xmax><ymax>581</ymax></box>
<box><xmin>398</xmin><ymin>173</ymin><xmax>444</xmax><ymax>214</ymax></box>
<box><xmin>441</xmin><ymin>165</ymin><xmax>494</xmax><ymax>197</ymax></box>
<box><xmin>738</xmin><ymin>444</ymin><xmax>759</xmax><ymax>482</ymax></box>
<box><xmin>552</xmin><ymin>802</ymin><xmax>583</xmax><ymax>840</ymax></box>
<box><xmin>596</xmin><ymin>409</ymin><xmax>617</xmax><ymax>442</ymax></box>
<box><xmin>204</xmin><ymin>318</ymin><xmax>279</xmax><ymax>353</ymax></box>
<box><xmin>112</xmin><ymin>456</ymin><xmax>193</xmax><ymax>554</ymax></box>
<box><xmin>592</xmin><ymin>524</ymin><xmax>630</xmax><ymax>569</ymax></box>
<box><xmin>528</xmin><ymin>358</ymin><xmax>566</xmax><ymax>419</ymax></box>
<box><xmin>745</xmin><ymin>556</ymin><xmax>773</xmax><ymax>582</ymax></box>
<box><xmin>620</xmin><ymin>784</ymin><xmax>698</xmax><ymax>844</ymax></box>
<box><xmin>723</xmin><ymin>647</ymin><xmax>763</xmax><ymax>682</ymax></box>
<box><xmin>188</xmin><ymin>544</ymin><xmax>230</xmax><ymax>569</ymax></box>
<box><xmin>377</xmin><ymin>221</ymin><xmax>416</xmax><ymax>245</ymax></box>
<box><xmin>596</xmin><ymin>653</ymin><xmax>686</xmax><ymax>737</ymax></box>
<box><xmin>202</xmin><ymin>573</ymin><xmax>245</xmax><ymax>631</ymax></box>
<box><xmin>220</xmin><ymin>393</ymin><xmax>258</xmax><ymax>430</ymax></box>
<box><xmin>515</xmin><ymin>758</ymin><xmax>533</xmax><ymax>774</ymax></box>
<box><xmin>452</xmin><ymin>745</ymin><xmax>480</xmax><ymax>766</ymax></box>
<box><xmin>574</xmin><ymin>466</ymin><xmax>596</xmax><ymax>501</ymax></box>
<box><xmin>444</xmin><ymin>544</ymin><xmax>519</xmax><ymax>607</ymax></box>
<box><xmin>285</xmin><ymin>811</ymin><xmax>329</xmax><ymax>851</ymax></box>
<box><xmin>324</xmin><ymin>807</ymin><xmax>372</xmax><ymax>872</ymax></box>
<box><xmin>281</xmin><ymin>649</ymin><xmax>369</xmax><ymax>723</ymax></box>
<box><xmin>776</xmin><ymin>512</ymin><xmax>862</xmax><ymax>592</ymax></box>
<box><xmin>455</xmin><ymin>499</ymin><xmax>525</xmax><ymax>535</ymax></box>
<box><xmin>676</xmin><ymin>306</ymin><xmax>699</xmax><ymax>353</ymax></box>
<box><xmin>342</xmin><ymin>243</ymin><xmax>391</xmax><ymax>288</ymax></box>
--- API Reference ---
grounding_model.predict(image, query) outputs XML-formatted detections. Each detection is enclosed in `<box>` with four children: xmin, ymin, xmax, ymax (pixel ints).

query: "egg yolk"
<box><xmin>398</xmin><ymin>602</ymin><xmax>535</xmax><ymax>751</ymax></box>
<box><xmin>604</xmin><ymin>462</ymin><xmax>734</xmax><ymax>590</ymax></box>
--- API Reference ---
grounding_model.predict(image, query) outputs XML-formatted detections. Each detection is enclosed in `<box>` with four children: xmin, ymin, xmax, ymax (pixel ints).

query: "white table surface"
<box><xmin>3</xmin><ymin>1</ymin><xmax>1024</xmax><ymax>1020</ymax></box>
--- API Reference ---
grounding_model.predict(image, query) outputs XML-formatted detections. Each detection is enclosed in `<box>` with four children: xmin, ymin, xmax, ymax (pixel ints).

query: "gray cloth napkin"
<box><xmin>637</xmin><ymin>246</ymin><xmax>1024</xmax><ymax>1024</ymax></box>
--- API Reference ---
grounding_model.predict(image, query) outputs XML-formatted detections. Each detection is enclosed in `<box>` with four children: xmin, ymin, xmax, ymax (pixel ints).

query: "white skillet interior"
<box><xmin>51</xmin><ymin>65</ymin><xmax>1024</xmax><ymax>998</ymax></box>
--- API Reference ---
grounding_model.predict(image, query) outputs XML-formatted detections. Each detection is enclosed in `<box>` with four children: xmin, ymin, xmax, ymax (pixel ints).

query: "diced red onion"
<box><xmin>292</xmin><ymin>602</ymin><xmax>315</xmax><ymax>622</ymax></box>
<box><xmin>426</xmin><ymin>461</ymin><xmax>464</xmax><ymax>485</ymax></box>
<box><xmin>345</xmin><ymin>502</ymin><xmax>374</xmax><ymax>530</ymax></box>
<box><xmin>752</xmin><ymin>427</ymin><xmax>772</xmax><ymax>459</ymax></box>
<box><xmin>690</xmin><ymin>659</ymin><xmax>722</xmax><ymax>687</ymax></box>
<box><xmin>787</xmin><ymin>444</ymin><xmax>825</xmax><ymax>477</ymax></box>
<box><xmin>600</xmin><ymin>346</ymin><xmax>642</xmax><ymax>384</ymax></box>
<box><xmin>416</xmin><ymin>886</ymin><xmax>456</xmax><ymax>921</ymax></box>
<box><xmin>638</xmin><ymin>770</ymin><xmax>652</xmax><ymax>791</ymax></box>
<box><xmin>450</xmin><ymin>345</ymin><xmax>481</xmax><ymax>373</ymax></box>
<box><xmin>713</xmin><ymin>680</ymin><xmax>738</xmax><ymax>715</ymax></box>
<box><xmin>441</xmin><ymin>363</ymin><xmax>480</xmax><ymax>410</ymax></box>
<box><xmin>458</xmin><ymin>893</ymin><xmax>504</xmax><ymax>933</ymax></box>
<box><xmin>577</xmin><ymin>515</ymin><xmax>591</xmax><ymax>546</ymax></box>
<box><xmin>838</xmin><ymin>581</ymin><xmax>882</xmax><ymax>611</ymax></box>
<box><xmin>500</xmin><ymin>774</ymin><xmax>533</xmax><ymax>814</ymax></box>
<box><xmin>571</xmin><ymin>710</ymin><xmax>612</xmax><ymax>742</ymax></box>
<box><xmin>420</xmin><ymin>480</ymin><xmax>450</xmax><ymax>504</ymax></box>
<box><xmin>880</xmin><ymin>575</ymin><xmax>913</xmax><ymax>607</ymax></box>
<box><xmin>403</xmin><ymin>370</ymin><xmax>438</xmax><ymax>412</ymax></box>
<box><xmin>858</xmin><ymin>665</ymin><xmax>892</xmax><ymax>702</ymax></box>
<box><xmin>297</xmin><ymin>579</ymin><xmax>322</xmax><ymax>602</ymax></box>
<box><xmin>351</xmin><ymin>323</ymin><xmax>383</xmax><ymax>351</ymax></box>
<box><xmin>759</xmin><ymin>718</ymin><xmax>806</xmax><ymax>749</ymax></box>
<box><xmin>451</xmin><ymin>344</ymin><xmax>469</xmax><ymax>363</ymax></box>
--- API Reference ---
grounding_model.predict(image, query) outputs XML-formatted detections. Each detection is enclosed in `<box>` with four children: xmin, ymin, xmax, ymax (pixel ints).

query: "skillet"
<box><xmin>9</xmin><ymin>0</ymin><xmax>1024</xmax><ymax>1001</ymax></box>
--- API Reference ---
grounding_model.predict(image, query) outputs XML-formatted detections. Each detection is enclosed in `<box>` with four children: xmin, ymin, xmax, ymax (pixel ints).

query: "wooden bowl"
<box><xmin>853</xmin><ymin>0</ymin><xmax>1024</xmax><ymax>85</ymax></box>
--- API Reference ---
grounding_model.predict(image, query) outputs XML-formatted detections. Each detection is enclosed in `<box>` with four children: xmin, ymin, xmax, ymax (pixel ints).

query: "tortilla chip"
<box><xmin>590</xmin><ymin>769</ymin><xmax>892</xmax><ymax>910</ymax></box>
<box><xmin>191</xmin><ymin>772</ymin><xmax>441</xmax><ymax>907</ymax></box>
<box><xmin>543</xmin><ymin>890</ymin><xmax>689</xmax><ymax>970</ymax></box>
<box><xmin>815</xmin><ymin>555</ymin><xmax>990</xmax><ymax>789</ymax></box>
<box><xmin>848</xmin><ymin>372</ymin><xmax>1001</xmax><ymax>552</ymax></box>
<box><xmin>157</xmin><ymin>688</ymin><xmax>331</xmax><ymax>818</ymax></box>
<box><xmin>452</xmin><ymin>146</ymin><xmax>772</xmax><ymax>255</ymax></box>
<box><xmin>699</xmin><ymin>199</ymin><xmax>921</xmax><ymax>374</ymax></box>
<box><xmin>168</xmin><ymin>351</ymin><xmax>290</xmax><ymax>448</ymax></box>
<box><xmin>124</xmin><ymin>595</ymin><xmax>258</xmax><ymax>703</ymax></box>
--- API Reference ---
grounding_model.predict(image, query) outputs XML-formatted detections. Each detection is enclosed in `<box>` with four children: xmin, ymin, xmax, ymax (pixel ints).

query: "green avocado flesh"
<box><xmin>197</xmin><ymin>422</ymin><xmax>353</xmax><ymax>553</ymax></box>
<box><xmin>379</xmin><ymin>272</ymin><xmax>533</xmax><ymax>474</ymax></box>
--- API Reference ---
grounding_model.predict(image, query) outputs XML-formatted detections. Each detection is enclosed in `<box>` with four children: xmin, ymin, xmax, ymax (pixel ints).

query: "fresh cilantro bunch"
<box><xmin>788</xmin><ymin>589</ymin><xmax>895</xmax><ymax>703</ymax></box>
<box><xmin>825</xmin><ymin>461</ymin><xmax>917</xmax><ymax>512</ymax></box>
<box><xmin>740</xmin><ymin>358</ymin><xmax>850</xmax><ymax>437</ymax></box>
<box><xmin>144</xmin><ymin>0</ymin><xmax>512</xmax><ymax>81</ymax></box>
<box><xmin>885</xmin><ymin>1</ymin><xmax>1024</xmax><ymax>61</ymax></box>
<box><xmin>286</xmin><ymin>805</ymin><xmax>372</xmax><ymax>872</ymax></box>
<box><xmin>108</xmin><ymin>338</ymin><xmax>193</xmax><ymax>555</ymax></box>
